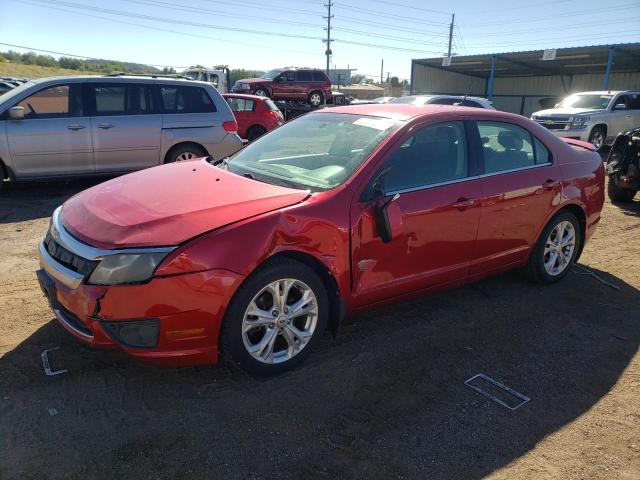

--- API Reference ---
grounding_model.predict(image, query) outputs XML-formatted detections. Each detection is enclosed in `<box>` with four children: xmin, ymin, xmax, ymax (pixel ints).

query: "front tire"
<box><xmin>522</xmin><ymin>211</ymin><xmax>582</xmax><ymax>284</ymax></box>
<box><xmin>220</xmin><ymin>258</ymin><xmax>328</xmax><ymax>376</ymax></box>
<box><xmin>607</xmin><ymin>176</ymin><xmax>637</xmax><ymax>202</ymax></box>
<box><xmin>588</xmin><ymin>125</ymin><xmax>607</xmax><ymax>150</ymax></box>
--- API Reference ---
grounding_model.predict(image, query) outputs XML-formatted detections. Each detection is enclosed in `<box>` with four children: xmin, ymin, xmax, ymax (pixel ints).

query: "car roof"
<box><xmin>319</xmin><ymin>103</ymin><xmax>512</xmax><ymax>121</ymax></box>
<box><xmin>570</xmin><ymin>91</ymin><xmax>631</xmax><ymax>95</ymax></box>
<box><xmin>14</xmin><ymin>75</ymin><xmax>211</xmax><ymax>86</ymax></box>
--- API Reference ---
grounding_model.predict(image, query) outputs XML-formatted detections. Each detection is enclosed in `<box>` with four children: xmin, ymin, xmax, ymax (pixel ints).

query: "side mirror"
<box><xmin>8</xmin><ymin>106</ymin><xmax>25</xmax><ymax>120</ymax></box>
<box><xmin>375</xmin><ymin>192</ymin><xmax>401</xmax><ymax>243</ymax></box>
<box><xmin>614</xmin><ymin>103</ymin><xmax>627</xmax><ymax>110</ymax></box>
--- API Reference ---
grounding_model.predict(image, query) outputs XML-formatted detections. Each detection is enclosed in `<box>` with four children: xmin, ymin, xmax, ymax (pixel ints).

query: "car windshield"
<box><xmin>228</xmin><ymin>113</ymin><xmax>402</xmax><ymax>191</ymax></box>
<box><xmin>0</xmin><ymin>79</ymin><xmax>36</xmax><ymax>105</ymax></box>
<box><xmin>261</xmin><ymin>69</ymin><xmax>282</xmax><ymax>80</ymax></box>
<box><xmin>558</xmin><ymin>94</ymin><xmax>613</xmax><ymax>109</ymax></box>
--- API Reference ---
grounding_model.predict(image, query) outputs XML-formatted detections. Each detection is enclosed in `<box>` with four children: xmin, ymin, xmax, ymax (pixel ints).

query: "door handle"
<box><xmin>67</xmin><ymin>124</ymin><xmax>85</xmax><ymax>130</ymax></box>
<box><xmin>542</xmin><ymin>179</ymin><xmax>559</xmax><ymax>191</ymax></box>
<box><xmin>451</xmin><ymin>197</ymin><xmax>477</xmax><ymax>210</ymax></box>
<box><xmin>97</xmin><ymin>123</ymin><xmax>114</xmax><ymax>129</ymax></box>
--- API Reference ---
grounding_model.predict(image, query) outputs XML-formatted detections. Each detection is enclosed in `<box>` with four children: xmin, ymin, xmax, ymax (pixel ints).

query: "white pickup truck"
<box><xmin>531</xmin><ymin>90</ymin><xmax>640</xmax><ymax>149</ymax></box>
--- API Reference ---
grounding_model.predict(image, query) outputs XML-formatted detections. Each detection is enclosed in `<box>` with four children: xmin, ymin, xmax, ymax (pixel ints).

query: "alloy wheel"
<box><xmin>310</xmin><ymin>93</ymin><xmax>322</xmax><ymax>106</ymax></box>
<box><xmin>543</xmin><ymin>220</ymin><xmax>576</xmax><ymax>276</ymax></box>
<box><xmin>590</xmin><ymin>131</ymin><xmax>604</xmax><ymax>149</ymax></box>
<box><xmin>241</xmin><ymin>279</ymin><xmax>319</xmax><ymax>364</ymax></box>
<box><xmin>175</xmin><ymin>151</ymin><xmax>198</xmax><ymax>162</ymax></box>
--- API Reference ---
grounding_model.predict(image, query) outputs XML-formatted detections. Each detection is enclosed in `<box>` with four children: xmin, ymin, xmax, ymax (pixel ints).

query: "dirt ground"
<box><xmin>0</xmin><ymin>176</ymin><xmax>639</xmax><ymax>480</ymax></box>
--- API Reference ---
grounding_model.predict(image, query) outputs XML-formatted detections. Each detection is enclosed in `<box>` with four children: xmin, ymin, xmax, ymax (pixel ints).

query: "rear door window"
<box><xmin>297</xmin><ymin>71</ymin><xmax>312</xmax><ymax>82</ymax></box>
<box><xmin>160</xmin><ymin>86</ymin><xmax>217</xmax><ymax>113</ymax></box>
<box><xmin>90</xmin><ymin>84</ymin><xmax>154</xmax><ymax>115</ymax></box>
<box><xmin>312</xmin><ymin>72</ymin><xmax>328</xmax><ymax>82</ymax></box>
<box><xmin>226</xmin><ymin>97</ymin><xmax>255</xmax><ymax>112</ymax></box>
<box><xmin>477</xmin><ymin>121</ymin><xmax>547</xmax><ymax>173</ymax></box>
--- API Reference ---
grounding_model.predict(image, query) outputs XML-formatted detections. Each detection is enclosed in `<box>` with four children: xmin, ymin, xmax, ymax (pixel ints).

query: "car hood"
<box><xmin>237</xmin><ymin>77</ymin><xmax>271</xmax><ymax>85</ymax></box>
<box><xmin>61</xmin><ymin>160</ymin><xmax>309</xmax><ymax>249</ymax></box>
<box><xmin>533</xmin><ymin>107</ymin><xmax>603</xmax><ymax>117</ymax></box>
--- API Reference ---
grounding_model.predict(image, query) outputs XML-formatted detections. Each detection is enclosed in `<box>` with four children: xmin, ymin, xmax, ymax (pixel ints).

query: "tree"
<box><xmin>390</xmin><ymin>76</ymin><xmax>401</xmax><ymax>88</ymax></box>
<box><xmin>351</xmin><ymin>74</ymin><xmax>367</xmax><ymax>84</ymax></box>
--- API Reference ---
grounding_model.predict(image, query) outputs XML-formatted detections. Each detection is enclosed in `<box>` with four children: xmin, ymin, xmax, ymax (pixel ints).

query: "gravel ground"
<box><xmin>0</xmin><ymin>177</ymin><xmax>639</xmax><ymax>480</ymax></box>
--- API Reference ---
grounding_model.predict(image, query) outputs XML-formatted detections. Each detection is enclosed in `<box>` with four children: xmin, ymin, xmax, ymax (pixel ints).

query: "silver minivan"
<box><xmin>0</xmin><ymin>75</ymin><xmax>243</xmax><ymax>188</ymax></box>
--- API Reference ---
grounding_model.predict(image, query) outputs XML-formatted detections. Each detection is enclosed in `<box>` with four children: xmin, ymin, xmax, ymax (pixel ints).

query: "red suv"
<box><xmin>37</xmin><ymin>105</ymin><xmax>604</xmax><ymax>376</ymax></box>
<box><xmin>223</xmin><ymin>93</ymin><xmax>285</xmax><ymax>141</ymax></box>
<box><xmin>232</xmin><ymin>68</ymin><xmax>332</xmax><ymax>107</ymax></box>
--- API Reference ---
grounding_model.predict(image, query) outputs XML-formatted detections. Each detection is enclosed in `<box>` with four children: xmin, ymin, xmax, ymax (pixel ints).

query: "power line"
<box><xmin>463</xmin><ymin>16</ymin><xmax>640</xmax><ymax>37</ymax></box>
<box><xmin>333</xmin><ymin>3</ymin><xmax>450</xmax><ymax>27</ymax></box>
<box><xmin>352</xmin><ymin>0</ymin><xmax>451</xmax><ymax>15</ymax></box>
<box><xmin>464</xmin><ymin>31</ymin><xmax>640</xmax><ymax>50</ymax></box>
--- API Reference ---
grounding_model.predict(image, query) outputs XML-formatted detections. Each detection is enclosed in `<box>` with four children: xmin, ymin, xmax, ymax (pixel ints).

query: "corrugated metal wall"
<box><xmin>412</xmin><ymin>63</ymin><xmax>640</xmax><ymax>116</ymax></box>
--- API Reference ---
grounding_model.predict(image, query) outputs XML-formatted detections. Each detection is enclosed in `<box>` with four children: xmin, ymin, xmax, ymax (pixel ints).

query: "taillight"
<box><xmin>223</xmin><ymin>120</ymin><xmax>238</xmax><ymax>133</ymax></box>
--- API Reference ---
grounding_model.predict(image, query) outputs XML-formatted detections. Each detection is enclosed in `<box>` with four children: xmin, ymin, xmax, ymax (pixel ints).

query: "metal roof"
<box><xmin>413</xmin><ymin>43</ymin><xmax>640</xmax><ymax>78</ymax></box>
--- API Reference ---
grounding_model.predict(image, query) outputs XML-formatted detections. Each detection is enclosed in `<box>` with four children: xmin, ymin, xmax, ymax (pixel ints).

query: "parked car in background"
<box><xmin>390</xmin><ymin>95</ymin><xmax>495</xmax><ymax>109</ymax></box>
<box><xmin>223</xmin><ymin>93</ymin><xmax>284</xmax><ymax>141</ymax></box>
<box><xmin>232</xmin><ymin>67</ymin><xmax>332</xmax><ymax>107</ymax></box>
<box><xmin>0</xmin><ymin>75</ymin><xmax>242</xmax><ymax>189</ymax></box>
<box><xmin>0</xmin><ymin>81</ymin><xmax>16</xmax><ymax>96</ymax></box>
<box><xmin>349</xmin><ymin>96</ymin><xmax>395</xmax><ymax>105</ymax></box>
<box><xmin>37</xmin><ymin>104</ymin><xmax>604</xmax><ymax>376</ymax></box>
<box><xmin>531</xmin><ymin>91</ymin><xmax>640</xmax><ymax>149</ymax></box>
<box><xmin>605</xmin><ymin>126</ymin><xmax>640</xmax><ymax>202</ymax></box>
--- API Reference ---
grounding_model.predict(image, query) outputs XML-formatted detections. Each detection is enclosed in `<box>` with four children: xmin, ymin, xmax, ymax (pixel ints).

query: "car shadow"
<box><xmin>0</xmin><ymin>178</ymin><xmax>110</xmax><ymax>223</ymax></box>
<box><xmin>612</xmin><ymin>197</ymin><xmax>640</xmax><ymax>218</ymax></box>
<box><xmin>0</xmin><ymin>266</ymin><xmax>638</xmax><ymax>479</ymax></box>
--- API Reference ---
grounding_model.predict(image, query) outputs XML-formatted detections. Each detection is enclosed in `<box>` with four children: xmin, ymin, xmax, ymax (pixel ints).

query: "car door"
<box><xmin>350</xmin><ymin>120</ymin><xmax>482</xmax><ymax>306</ymax></box>
<box><xmin>6</xmin><ymin>82</ymin><xmax>93</xmax><ymax>177</ymax></box>
<box><xmin>627</xmin><ymin>93</ymin><xmax>640</xmax><ymax>129</ymax></box>
<box><xmin>271</xmin><ymin>71</ymin><xmax>296</xmax><ymax>99</ymax></box>
<box><xmin>88</xmin><ymin>82</ymin><xmax>162</xmax><ymax>173</ymax></box>
<box><xmin>608</xmin><ymin>94</ymin><xmax>633</xmax><ymax>138</ymax></box>
<box><xmin>470</xmin><ymin>120</ymin><xmax>561</xmax><ymax>275</ymax></box>
<box><xmin>225</xmin><ymin>97</ymin><xmax>256</xmax><ymax>138</ymax></box>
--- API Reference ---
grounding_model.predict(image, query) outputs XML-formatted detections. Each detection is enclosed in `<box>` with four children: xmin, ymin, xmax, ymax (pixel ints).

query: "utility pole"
<box><xmin>447</xmin><ymin>13</ymin><xmax>455</xmax><ymax>58</ymax></box>
<box><xmin>380</xmin><ymin>58</ymin><xmax>383</xmax><ymax>84</ymax></box>
<box><xmin>323</xmin><ymin>2</ymin><xmax>333</xmax><ymax>76</ymax></box>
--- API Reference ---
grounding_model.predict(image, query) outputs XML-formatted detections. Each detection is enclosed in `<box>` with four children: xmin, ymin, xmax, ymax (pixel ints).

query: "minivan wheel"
<box><xmin>522</xmin><ymin>211</ymin><xmax>582</xmax><ymax>284</ymax></box>
<box><xmin>308</xmin><ymin>91</ymin><xmax>324</xmax><ymax>107</ymax></box>
<box><xmin>607</xmin><ymin>176</ymin><xmax>637</xmax><ymax>202</ymax></box>
<box><xmin>220</xmin><ymin>258</ymin><xmax>328</xmax><ymax>376</ymax></box>
<box><xmin>588</xmin><ymin>125</ymin><xmax>606</xmax><ymax>150</ymax></box>
<box><xmin>246</xmin><ymin>125</ymin><xmax>267</xmax><ymax>142</ymax></box>
<box><xmin>165</xmin><ymin>144</ymin><xmax>207</xmax><ymax>163</ymax></box>
<box><xmin>254</xmin><ymin>88</ymin><xmax>268</xmax><ymax>97</ymax></box>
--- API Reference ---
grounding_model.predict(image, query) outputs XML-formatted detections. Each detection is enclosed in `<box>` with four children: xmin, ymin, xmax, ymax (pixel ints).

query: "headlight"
<box><xmin>569</xmin><ymin>115</ymin><xmax>590</xmax><ymax>128</ymax></box>
<box><xmin>88</xmin><ymin>252</ymin><xmax>169</xmax><ymax>285</ymax></box>
<box><xmin>239</xmin><ymin>83</ymin><xmax>250</xmax><ymax>90</ymax></box>
<box><xmin>531</xmin><ymin>115</ymin><xmax>538</xmax><ymax>120</ymax></box>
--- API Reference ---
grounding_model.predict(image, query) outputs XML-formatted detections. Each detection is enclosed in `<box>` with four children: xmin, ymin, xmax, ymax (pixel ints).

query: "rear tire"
<box><xmin>308</xmin><ymin>91</ymin><xmax>324</xmax><ymax>107</ymax></box>
<box><xmin>246</xmin><ymin>125</ymin><xmax>267</xmax><ymax>142</ymax></box>
<box><xmin>522</xmin><ymin>210</ymin><xmax>582</xmax><ymax>284</ymax></box>
<box><xmin>219</xmin><ymin>258</ymin><xmax>328</xmax><ymax>376</ymax></box>
<box><xmin>588</xmin><ymin>125</ymin><xmax>606</xmax><ymax>150</ymax></box>
<box><xmin>607</xmin><ymin>176</ymin><xmax>637</xmax><ymax>202</ymax></box>
<box><xmin>165</xmin><ymin>144</ymin><xmax>207</xmax><ymax>163</ymax></box>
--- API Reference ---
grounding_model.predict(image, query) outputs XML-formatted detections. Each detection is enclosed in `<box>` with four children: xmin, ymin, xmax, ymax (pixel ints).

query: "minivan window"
<box><xmin>160</xmin><ymin>86</ymin><xmax>216</xmax><ymax>113</ymax></box>
<box><xmin>478</xmin><ymin>121</ymin><xmax>542</xmax><ymax>173</ymax></box>
<box><xmin>15</xmin><ymin>84</ymin><xmax>83</xmax><ymax>118</ymax></box>
<box><xmin>91</xmin><ymin>84</ymin><xmax>153</xmax><ymax>115</ymax></box>
<box><xmin>384</xmin><ymin>121</ymin><xmax>468</xmax><ymax>193</ymax></box>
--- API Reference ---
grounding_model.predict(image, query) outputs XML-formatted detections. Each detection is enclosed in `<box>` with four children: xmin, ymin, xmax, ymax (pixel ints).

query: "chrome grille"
<box><xmin>534</xmin><ymin>116</ymin><xmax>571</xmax><ymax>131</ymax></box>
<box><xmin>44</xmin><ymin>232</ymin><xmax>98</xmax><ymax>276</ymax></box>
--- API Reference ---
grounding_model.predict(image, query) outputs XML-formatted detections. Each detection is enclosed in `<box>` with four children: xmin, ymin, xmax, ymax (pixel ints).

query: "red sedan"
<box><xmin>222</xmin><ymin>93</ymin><xmax>284</xmax><ymax>142</ymax></box>
<box><xmin>37</xmin><ymin>105</ymin><xmax>604</xmax><ymax>376</ymax></box>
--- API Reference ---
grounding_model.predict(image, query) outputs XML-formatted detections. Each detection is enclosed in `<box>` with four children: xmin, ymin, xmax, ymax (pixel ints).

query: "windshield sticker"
<box><xmin>353</xmin><ymin>117</ymin><xmax>396</xmax><ymax>131</ymax></box>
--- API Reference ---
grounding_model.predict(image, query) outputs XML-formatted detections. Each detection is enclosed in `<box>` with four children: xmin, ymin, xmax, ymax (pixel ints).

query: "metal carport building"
<box><xmin>410</xmin><ymin>43</ymin><xmax>640</xmax><ymax>116</ymax></box>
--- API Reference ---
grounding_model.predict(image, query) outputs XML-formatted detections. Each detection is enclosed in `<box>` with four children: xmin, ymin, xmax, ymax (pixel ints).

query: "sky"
<box><xmin>0</xmin><ymin>0</ymin><xmax>638</xmax><ymax>81</ymax></box>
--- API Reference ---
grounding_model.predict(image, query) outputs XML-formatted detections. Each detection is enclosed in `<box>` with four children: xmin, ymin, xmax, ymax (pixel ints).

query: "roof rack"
<box><xmin>104</xmin><ymin>72</ymin><xmax>192</xmax><ymax>79</ymax></box>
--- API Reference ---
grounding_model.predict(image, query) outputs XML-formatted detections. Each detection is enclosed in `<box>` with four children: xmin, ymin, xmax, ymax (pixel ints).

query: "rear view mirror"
<box><xmin>8</xmin><ymin>106</ymin><xmax>25</xmax><ymax>120</ymax></box>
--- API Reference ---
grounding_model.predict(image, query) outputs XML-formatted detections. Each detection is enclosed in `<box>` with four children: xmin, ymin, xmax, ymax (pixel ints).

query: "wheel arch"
<box><xmin>554</xmin><ymin>203</ymin><xmax>587</xmax><ymax>261</ymax></box>
<box><xmin>163</xmin><ymin>141</ymin><xmax>209</xmax><ymax>164</ymax></box>
<box><xmin>589</xmin><ymin>123</ymin><xmax>608</xmax><ymax>138</ymax></box>
<box><xmin>254</xmin><ymin>250</ymin><xmax>345</xmax><ymax>337</ymax></box>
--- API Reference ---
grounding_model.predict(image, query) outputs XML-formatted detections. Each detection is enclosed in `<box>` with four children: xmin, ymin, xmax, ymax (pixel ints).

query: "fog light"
<box><xmin>102</xmin><ymin>319</ymin><xmax>160</xmax><ymax>348</ymax></box>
